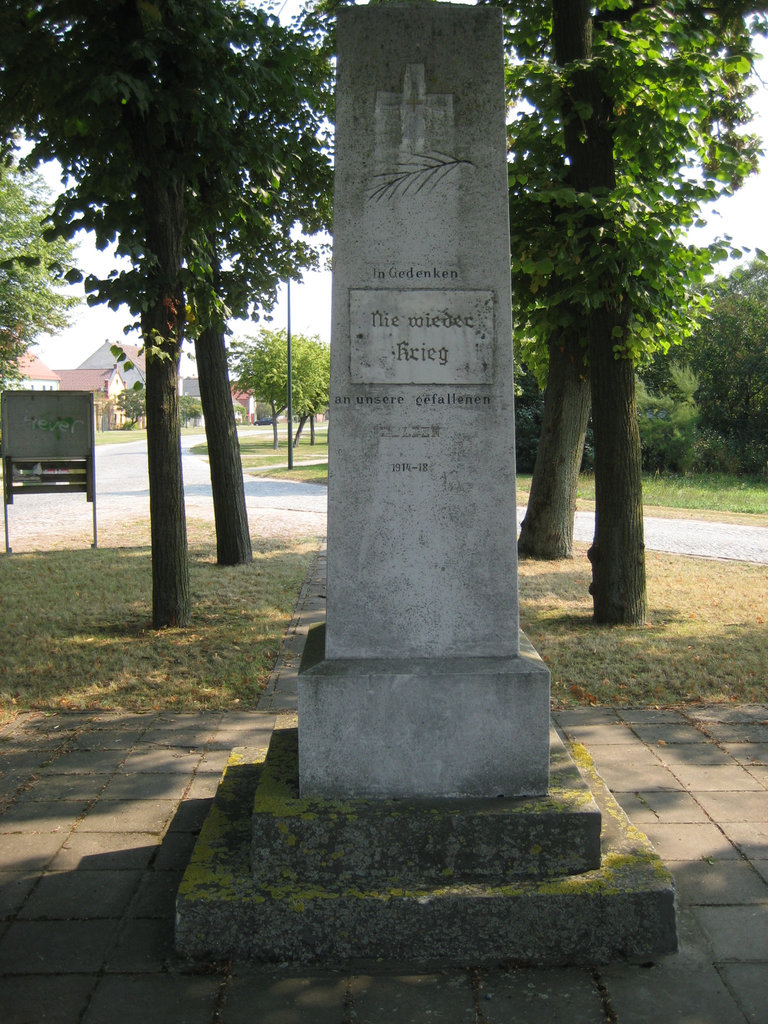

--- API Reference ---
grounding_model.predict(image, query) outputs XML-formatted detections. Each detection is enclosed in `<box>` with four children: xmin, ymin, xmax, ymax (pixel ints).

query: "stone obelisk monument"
<box><xmin>299</xmin><ymin>0</ymin><xmax>550</xmax><ymax>799</ymax></box>
<box><xmin>176</xmin><ymin>3</ymin><xmax>677</xmax><ymax>967</ymax></box>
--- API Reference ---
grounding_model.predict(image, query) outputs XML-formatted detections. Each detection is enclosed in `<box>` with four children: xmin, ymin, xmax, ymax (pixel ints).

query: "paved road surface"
<box><xmin>3</xmin><ymin>437</ymin><xmax>767</xmax><ymax>562</ymax></box>
<box><xmin>3</xmin><ymin>436</ymin><xmax>327</xmax><ymax>551</ymax></box>
<box><xmin>573</xmin><ymin>510</ymin><xmax>768</xmax><ymax>564</ymax></box>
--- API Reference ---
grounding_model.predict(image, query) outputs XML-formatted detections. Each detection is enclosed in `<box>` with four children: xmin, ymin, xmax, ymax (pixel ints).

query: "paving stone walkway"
<box><xmin>1</xmin><ymin>548</ymin><xmax>766</xmax><ymax>1023</ymax></box>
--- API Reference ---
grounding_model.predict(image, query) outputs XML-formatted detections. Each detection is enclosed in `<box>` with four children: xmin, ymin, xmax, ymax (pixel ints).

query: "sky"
<box><xmin>31</xmin><ymin>12</ymin><xmax>768</xmax><ymax>373</ymax></box>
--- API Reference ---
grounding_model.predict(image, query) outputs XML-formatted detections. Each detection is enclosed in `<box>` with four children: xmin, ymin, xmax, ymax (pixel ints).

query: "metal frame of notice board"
<box><xmin>2</xmin><ymin>390</ymin><xmax>97</xmax><ymax>554</ymax></box>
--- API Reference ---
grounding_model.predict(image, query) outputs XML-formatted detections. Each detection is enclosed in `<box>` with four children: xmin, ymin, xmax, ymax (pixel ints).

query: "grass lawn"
<box><xmin>95</xmin><ymin>427</ymin><xmax>206</xmax><ymax>445</ymax></box>
<box><xmin>1</xmin><ymin>523</ymin><xmax>764</xmax><ymax>723</ymax></box>
<box><xmin>516</xmin><ymin>473</ymin><xmax>768</xmax><ymax>523</ymax></box>
<box><xmin>192</xmin><ymin>424</ymin><xmax>330</xmax><ymax>485</ymax></box>
<box><xmin>519</xmin><ymin>545</ymin><xmax>766</xmax><ymax>708</ymax></box>
<box><xmin>1</xmin><ymin>429</ymin><xmax>764</xmax><ymax>723</ymax></box>
<box><xmin>0</xmin><ymin>525</ymin><xmax>318</xmax><ymax>724</ymax></box>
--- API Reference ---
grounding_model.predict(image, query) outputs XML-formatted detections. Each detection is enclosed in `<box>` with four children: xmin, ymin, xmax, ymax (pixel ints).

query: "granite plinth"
<box><xmin>298</xmin><ymin>625</ymin><xmax>551</xmax><ymax>799</ymax></box>
<box><xmin>176</xmin><ymin>730</ymin><xmax>678</xmax><ymax>968</ymax></box>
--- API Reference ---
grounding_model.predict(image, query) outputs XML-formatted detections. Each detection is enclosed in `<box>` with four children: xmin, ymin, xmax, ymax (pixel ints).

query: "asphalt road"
<box><xmin>2</xmin><ymin>436</ymin><xmax>326</xmax><ymax>552</ymax></box>
<box><xmin>3</xmin><ymin>436</ymin><xmax>767</xmax><ymax>562</ymax></box>
<box><xmin>573</xmin><ymin>509</ymin><xmax>768</xmax><ymax>564</ymax></box>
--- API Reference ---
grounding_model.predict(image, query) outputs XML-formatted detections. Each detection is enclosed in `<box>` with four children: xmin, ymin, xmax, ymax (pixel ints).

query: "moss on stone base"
<box><xmin>176</xmin><ymin>728</ymin><xmax>677</xmax><ymax>967</ymax></box>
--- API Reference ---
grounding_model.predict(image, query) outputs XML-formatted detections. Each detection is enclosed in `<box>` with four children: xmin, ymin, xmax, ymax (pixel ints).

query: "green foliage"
<box><xmin>504</xmin><ymin>0</ymin><xmax>766</xmax><ymax>370</ymax></box>
<box><xmin>639</xmin><ymin>256</ymin><xmax>768</xmax><ymax>475</ymax></box>
<box><xmin>0</xmin><ymin>161</ymin><xmax>76</xmax><ymax>386</ymax></box>
<box><xmin>636</xmin><ymin>365</ymin><xmax>699</xmax><ymax>473</ymax></box>
<box><xmin>687</xmin><ymin>256</ymin><xmax>768</xmax><ymax>474</ymax></box>
<box><xmin>229</xmin><ymin>327</ymin><xmax>330</xmax><ymax>421</ymax></box>
<box><xmin>117</xmin><ymin>385</ymin><xmax>146</xmax><ymax>426</ymax></box>
<box><xmin>230</xmin><ymin>328</ymin><xmax>290</xmax><ymax>417</ymax></box>
<box><xmin>179</xmin><ymin>394</ymin><xmax>202</xmax><ymax>427</ymax></box>
<box><xmin>0</xmin><ymin>0</ymin><xmax>332</xmax><ymax>338</ymax></box>
<box><xmin>513</xmin><ymin>361</ymin><xmax>545</xmax><ymax>472</ymax></box>
<box><xmin>291</xmin><ymin>334</ymin><xmax>330</xmax><ymax>420</ymax></box>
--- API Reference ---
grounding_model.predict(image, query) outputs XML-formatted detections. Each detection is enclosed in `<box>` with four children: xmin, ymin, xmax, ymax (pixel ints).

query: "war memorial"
<box><xmin>176</xmin><ymin>2</ymin><xmax>677</xmax><ymax>966</ymax></box>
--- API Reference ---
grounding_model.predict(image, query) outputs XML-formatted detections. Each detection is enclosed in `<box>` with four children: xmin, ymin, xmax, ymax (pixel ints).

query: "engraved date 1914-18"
<box><xmin>392</xmin><ymin>462</ymin><xmax>429</xmax><ymax>473</ymax></box>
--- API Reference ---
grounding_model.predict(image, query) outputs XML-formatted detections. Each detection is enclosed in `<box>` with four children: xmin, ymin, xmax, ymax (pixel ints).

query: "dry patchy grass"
<box><xmin>520</xmin><ymin>545</ymin><xmax>767</xmax><ymax>708</ymax></box>
<box><xmin>0</xmin><ymin>535</ymin><xmax>318</xmax><ymax>722</ymax></box>
<box><xmin>1</xmin><ymin>517</ymin><xmax>765</xmax><ymax>722</ymax></box>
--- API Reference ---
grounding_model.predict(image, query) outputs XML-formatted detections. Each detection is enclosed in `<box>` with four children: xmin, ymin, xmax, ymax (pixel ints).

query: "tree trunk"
<box><xmin>588</xmin><ymin>318</ymin><xmax>647</xmax><ymax>623</ymax></box>
<box><xmin>294</xmin><ymin>414</ymin><xmax>308</xmax><ymax>447</ymax></box>
<box><xmin>516</xmin><ymin>0</ymin><xmax>594</xmax><ymax>561</ymax></box>
<box><xmin>553</xmin><ymin>0</ymin><xmax>647</xmax><ymax>623</ymax></box>
<box><xmin>310</xmin><ymin>416</ymin><xmax>316</xmax><ymax>445</ymax></box>
<box><xmin>271</xmin><ymin>404</ymin><xmax>279</xmax><ymax>450</ymax></box>
<box><xmin>195</xmin><ymin>322</ymin><xmax>252</xmax><ymax>566</ymax></box>
<box><xmin>143</xmin><ymin>322</ymin><xmax>190</xmax><ymax>628</ymax></box>
<box><xmin>138</xmin><ymin>174</ymin><xmax>190</xmax><ymax>629</ymax></box>
<box><xmin>518</xmin><ymin>330</ymin><xmax>590</xmax><ymax>559</ymax></box>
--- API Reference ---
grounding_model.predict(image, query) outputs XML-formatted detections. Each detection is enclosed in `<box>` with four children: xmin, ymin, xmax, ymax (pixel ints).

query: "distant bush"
<box><xmin>691</xmin><ymin>430</ymin><xmax>768</xmax><ymax>477</ymax></box>
<box><xmin>637</xmin><ymin>366</ymin><xmax>698</xmax><ymax>474</ymax></box>
<box><xmin>515</xmin><ymin>401</ymin><xmax>544</xmax><ymax>473</ymax></box>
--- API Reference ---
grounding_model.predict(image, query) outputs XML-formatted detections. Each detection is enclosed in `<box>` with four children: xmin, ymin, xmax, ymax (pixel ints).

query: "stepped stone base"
<box><xmin>251</xmin><ymin>729</ymin><xmax>600</xmax><ymax>886</ymax></box>
<box><xmin>176</xmin><ymin>728</ymin><xmax>677</xmax><ymax>968</ymax></box>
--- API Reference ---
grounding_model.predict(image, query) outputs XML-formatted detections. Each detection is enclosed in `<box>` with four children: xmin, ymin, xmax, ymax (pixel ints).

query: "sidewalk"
<box><xmin>1</xmin><ymin>549</ymin><xmax>766</xmax><ymax>1023</ymax></box>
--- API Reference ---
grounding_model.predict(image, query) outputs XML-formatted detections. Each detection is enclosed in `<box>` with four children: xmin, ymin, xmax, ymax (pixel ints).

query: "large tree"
<box><xmin>505</xmin><ymin>0</ymin><xmax>765</xmax><ymax>622</ymax></box>
<box><xmin>0</xmin><ymin>160</ymin><xmax>75</xmax><ymax>387</ymax></box>
<box><xmin>169</xmin><ymin>10</ymin><xmax>331</xmax><ymax>567</ymax></box>
<box><xmin>291</xmin><ymin>334</ymin><xmax>330</xmax><ymax>446</ymax></box>
<box><xmin>230</xmin><ymin>329</ymin><xmax>291</xmax><ymax>451</ymax></box>
<box><xmin>0</xmin><ymin>0</ymin><xmax>330</xmax><ymax>620</ymax></box>
<box><xmin>230</xmin><ymin>327</ymin><xmax>330</xmax><ymax>452</ymax></box>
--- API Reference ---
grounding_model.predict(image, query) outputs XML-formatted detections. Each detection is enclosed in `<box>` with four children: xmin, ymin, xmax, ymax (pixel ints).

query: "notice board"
<box><xmin>2</xmin><ymin>390</ymin><xmax>97</xmax><ymax>552</ymax></box>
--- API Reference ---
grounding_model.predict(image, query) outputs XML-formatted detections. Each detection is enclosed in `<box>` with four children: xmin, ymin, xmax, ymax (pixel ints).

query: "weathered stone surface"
<box><xmin>176</xmin><ymin>735</ymin><xmax>677</xmax><ymax>968</ymax></box>
<box><xmin>297</xmin><ymin>1</ymin><xmax>549</xmax><ymax>800</ymax></box>
<box><xmin>251</xmin><ymin>728</ymin><xmax>600</xmax><ymax>886</ymax></box>
<box><xmin>299</xmin><ymin>626</ymin><xmax>550</xmax><ymax>798</ymax></box>
<box><xmin>323</xmin><ymin>3</ymin><xmax>517</xmax><ymax>663</ymax></box>
<box><xmin>323</xmin><ymin>4</ymin><xmax>518</xmax><ymax>659</ymax></box>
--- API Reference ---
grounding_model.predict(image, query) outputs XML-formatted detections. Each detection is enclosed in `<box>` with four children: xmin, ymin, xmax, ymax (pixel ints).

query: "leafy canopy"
<box><xmin>0</xmin><ymin>160</ymin><xmax>76</xmax><ymax>386</ymax></box>
<box><xmin>229</xmin><ymin>327</ymin><xmax>330</xmax><ymax>419</ymax></box>
<box><xmin>503</xmin><ymin>0</ymin><xmax>767</xmax><ymax>380</ymax></box>
<box><xmin>0</xmin><ymin>0</ymin><xmax>332</xmax><ymax>343</ymax></box>
<box><xmin>689</xmin><ymin>255</ymin><xmax>768</xmax><ymax>472</ymax></box>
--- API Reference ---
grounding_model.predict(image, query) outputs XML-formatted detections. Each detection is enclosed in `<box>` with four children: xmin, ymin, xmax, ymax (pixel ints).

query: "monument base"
<box><xmin>175</xmin><ymin>729</ymin><xmax>677</xmax><ymax>967</ymax></box>
<box><xmin>298</xmin><ymin>625</ymin><xmax>551</xmax><ymax>799</ymax></box>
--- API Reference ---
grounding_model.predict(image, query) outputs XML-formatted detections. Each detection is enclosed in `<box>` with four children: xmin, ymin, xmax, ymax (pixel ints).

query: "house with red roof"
<box><xmin>15</xmin><ymin>344</ymin><xmax>144</xmax><ymax>430</ymax></box>
<box><xmin>16</xmin><ymin>353</ymin><xmax>61</xmax><ymax>391</ymax></box>
<box><xmin>55</xmin><ymin>366</ymin><xmax>128</xmax><ymax>430</ymax></box>
<box><xmin>231</xmin><ymin>389</ymin><xmax>256</xmax><ymax>423</ymax></box>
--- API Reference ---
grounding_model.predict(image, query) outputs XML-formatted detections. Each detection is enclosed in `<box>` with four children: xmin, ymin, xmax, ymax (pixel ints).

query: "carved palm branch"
<box><xmin>368</xmin><ymin>151</ymin><xmax>474</xmax><ymax>202</ymax></box>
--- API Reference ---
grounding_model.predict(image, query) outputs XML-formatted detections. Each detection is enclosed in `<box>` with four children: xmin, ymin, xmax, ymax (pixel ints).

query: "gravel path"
<box><xmin>4</xmin><ymin>438</ymin><xmax>767</xmax><ymax>562</ymax></box>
